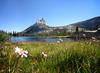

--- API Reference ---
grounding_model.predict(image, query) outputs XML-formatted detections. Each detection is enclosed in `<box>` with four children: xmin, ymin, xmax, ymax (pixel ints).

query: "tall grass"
<box><xmin>0</xmin><ymin>41</ymin><xmax>100</xmax><ymax>73</ymax></box>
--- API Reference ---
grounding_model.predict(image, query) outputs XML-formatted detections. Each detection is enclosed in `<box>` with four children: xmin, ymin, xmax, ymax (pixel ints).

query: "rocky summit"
<box><xmin>22</xmin><ymin>18</ymin><xmax>51</xmax><ymax>34</ymax></box>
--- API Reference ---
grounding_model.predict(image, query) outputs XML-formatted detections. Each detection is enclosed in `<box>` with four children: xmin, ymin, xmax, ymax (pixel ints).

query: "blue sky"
<box><xmin>0</xmin><ymin>0</ymin><xmax>100</xmax><ymax>32</ymax></box>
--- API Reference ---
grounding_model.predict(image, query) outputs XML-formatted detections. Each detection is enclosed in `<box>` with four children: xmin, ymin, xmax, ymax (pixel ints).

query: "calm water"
<box><xmin>10</xmin><ymin>36</ymin><xmax>73</xmax><ymax>43</ymax></box>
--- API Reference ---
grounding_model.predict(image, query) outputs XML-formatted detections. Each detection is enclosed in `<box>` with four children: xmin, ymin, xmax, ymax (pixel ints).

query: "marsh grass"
<box><xmin>0</xmin><ymin>41</ymin><xmax>100</xmax><ymax>73</ymax></box>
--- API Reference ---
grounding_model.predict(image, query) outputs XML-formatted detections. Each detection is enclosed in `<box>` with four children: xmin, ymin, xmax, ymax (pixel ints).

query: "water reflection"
<box><xmin>10</xmin><ymin>36</ymin><xmax>73</xmax><ymax>43</ymax></box>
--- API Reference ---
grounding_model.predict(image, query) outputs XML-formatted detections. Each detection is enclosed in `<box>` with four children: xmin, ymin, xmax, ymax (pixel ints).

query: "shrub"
<box><xmin>0</xmin><ymin>32</ymin><xmax>10</xmax><ymax>42</ymax></box>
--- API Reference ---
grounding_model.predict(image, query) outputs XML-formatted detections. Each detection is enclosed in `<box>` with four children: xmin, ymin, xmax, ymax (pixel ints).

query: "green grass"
<box><xmin>0</xmin><ymin>41</ymin><xmax>100</xmax><ymax>73</ymax></box>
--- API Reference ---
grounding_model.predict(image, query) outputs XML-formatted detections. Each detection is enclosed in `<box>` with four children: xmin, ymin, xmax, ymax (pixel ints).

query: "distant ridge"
<box><xmin>69</xmin><ymin>16</ymin><xmax>100</xmax><ymax>30</ymax></box>
<box><xmin>21</xmin><ymin>16</ymin><xmax>100</xmax><ymax>34</ymax></box>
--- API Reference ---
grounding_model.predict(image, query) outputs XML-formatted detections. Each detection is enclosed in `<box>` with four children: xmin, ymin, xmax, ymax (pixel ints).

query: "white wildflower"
<box><xmin>42</xmin><ymin>52</ymin><xmax>47</xmax><ymax>58</ymax></box>
<box><xmin>15</xmin><ymin>46</ymin><xmax>21</xmax><ymax>53</ymax></box>
<box><xmin>14</xmin><ymin>46</ymin><xmax>28</xmax><ymax>58</ymax></box>
<box><xmin>20</xmin><ymin>50</ymin><xmax>28</xmax><ymax>57</ymax></box>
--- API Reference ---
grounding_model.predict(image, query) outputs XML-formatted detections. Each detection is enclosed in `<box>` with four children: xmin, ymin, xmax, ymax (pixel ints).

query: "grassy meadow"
<box><xmin>0</xmin><ymin>41</ymin><xmax>100</xmax><ymax>73</ymax></box>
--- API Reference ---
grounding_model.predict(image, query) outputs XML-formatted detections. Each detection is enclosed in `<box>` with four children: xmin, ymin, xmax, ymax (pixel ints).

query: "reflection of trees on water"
<box><xmin>33</xmin><ymin>38</ymin><xmax>46</xmax><ymax>42</ymax></box>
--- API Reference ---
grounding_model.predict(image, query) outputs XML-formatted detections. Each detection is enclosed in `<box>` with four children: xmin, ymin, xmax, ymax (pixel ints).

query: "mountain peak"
<box><xmin>36</xmin><ymin>18</ymin><xmax>46</xmax><ymax>25</ymax></box>
<box><xmin>22</xmin><ymin>18</ymin><xmax>49</xmax><ymax>34</ymax></box>
<box><xmin>34</xmin><ymin>18</ymin><xmax>48</xmax><ymax>29</ymax></box>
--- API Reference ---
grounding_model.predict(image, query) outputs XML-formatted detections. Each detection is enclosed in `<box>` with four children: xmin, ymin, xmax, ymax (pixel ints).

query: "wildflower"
<box><xmin>15</xmin><ymin>46</ymin><xmax>21</xmax><ymax>54</ymax></box>
<box><xmin>20</xmin><ymin>50</ymin><xmax>28</xmax><ymax>57</ymax></box>
<box><xmin>42</xmin><ymin>52</ymin><xmax>47</xmax><ymax>58</ymax></box>
<box><xmin>15</xmin><ymin>46</ymin><xmax>28</xmax><ymax>58</ymax></box>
